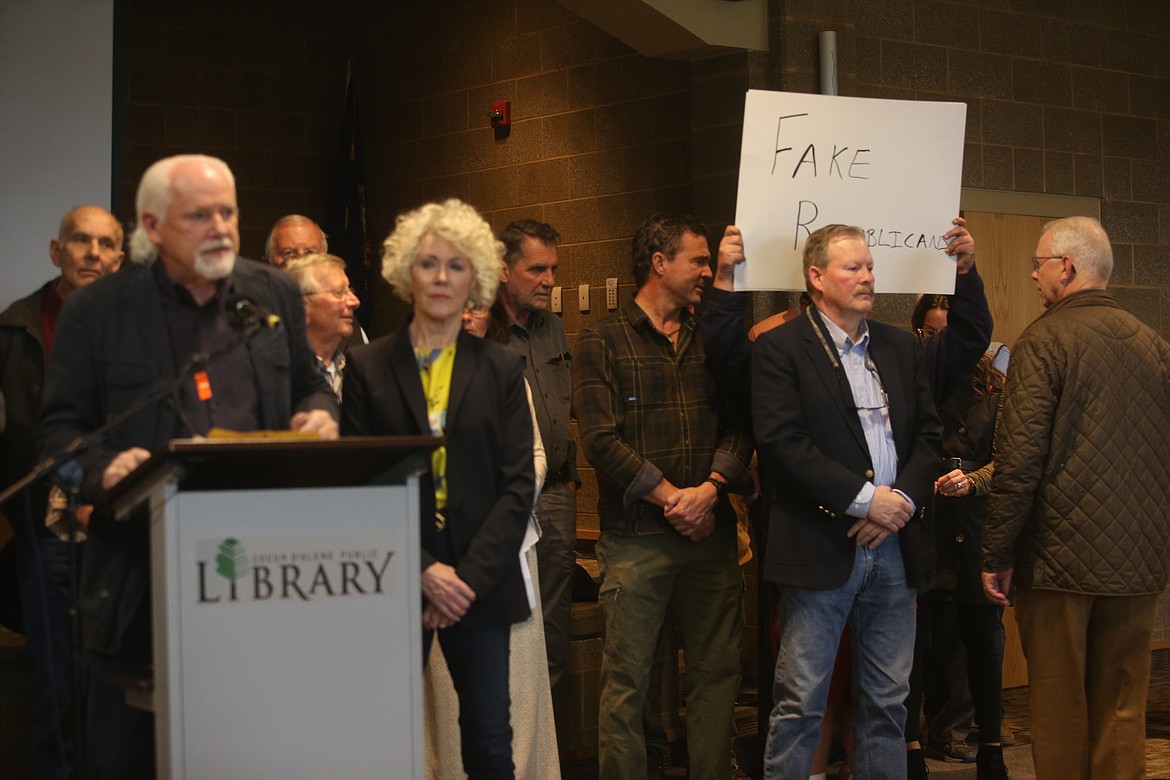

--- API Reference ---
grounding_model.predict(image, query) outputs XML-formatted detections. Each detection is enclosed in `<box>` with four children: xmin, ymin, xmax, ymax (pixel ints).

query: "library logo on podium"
<box><xmin>195</xmin><ymin>534</ymin><xmax>396</xmax><ymax>604</ymax></box>
<box><xmin>216</xmin><ymin>538</ymin><xmax>251</xmax><ymax>584</ymax></box>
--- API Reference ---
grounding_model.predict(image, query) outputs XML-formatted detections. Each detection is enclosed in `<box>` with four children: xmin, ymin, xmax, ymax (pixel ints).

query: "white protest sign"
<box><xmin>733</xmin><ymin>90</ymin><xmax>967</xmax><ymax>293</ymax></box>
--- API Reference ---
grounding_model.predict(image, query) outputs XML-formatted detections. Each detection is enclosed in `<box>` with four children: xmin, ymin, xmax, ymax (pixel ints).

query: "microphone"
<box><xmin>226</xmin><ymin>295</ymin><xmax>282</xmax><ymax>332</ymax></box>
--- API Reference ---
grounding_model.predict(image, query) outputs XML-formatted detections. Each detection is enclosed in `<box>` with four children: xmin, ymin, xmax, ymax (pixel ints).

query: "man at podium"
<box><xmin>38</xmin><ymin>154</ymin><xmax>339</xmax><ymax>779</ymax></box>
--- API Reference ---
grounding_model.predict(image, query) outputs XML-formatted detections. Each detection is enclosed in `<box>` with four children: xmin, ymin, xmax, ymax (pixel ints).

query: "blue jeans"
<box><xmin>424</xmin><ymin>622</ymin><xmax>513</xmax><ymax>780</ymax></box>
<box><xmin>765</xmin><ymin>535</ymin><xmax>916</xmax><ymax>780</ymax></box>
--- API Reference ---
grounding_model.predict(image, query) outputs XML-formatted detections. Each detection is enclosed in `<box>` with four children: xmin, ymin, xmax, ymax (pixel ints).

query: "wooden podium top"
<box><xmin>108</xmin><ymin>435</ymin><xmax>442</xmax><ymax>512</ymax></box>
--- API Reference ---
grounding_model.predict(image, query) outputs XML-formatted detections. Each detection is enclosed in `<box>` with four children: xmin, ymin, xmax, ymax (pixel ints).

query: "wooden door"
<box><xmin>962</xmin><ymin>211</ymin><xmax>1050</xmax><ymax>350</ymax></box>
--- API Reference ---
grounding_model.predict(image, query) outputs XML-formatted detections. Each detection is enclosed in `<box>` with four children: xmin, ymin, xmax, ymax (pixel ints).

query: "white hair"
<box><xmin>128</xmin><ymin>154</ymin><xmax>236</xmax><ymax>264</ymax></box>
<box><xmin>284</xmin><ymin>253</ymin><xmax>347</xmax><ymax>293</ymax></box>
<box><xmin>1043</xmin><ymin>216</ymin><xmax>1113</xmax><ymax>284</ymax></box>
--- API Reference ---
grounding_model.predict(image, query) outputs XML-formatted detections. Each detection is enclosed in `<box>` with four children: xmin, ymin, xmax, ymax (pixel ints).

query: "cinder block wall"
<box><xmin>120</xmin><ymin>0</ymin><xmax>1170</xmax><ymax>335</ymax></box>
<box><xmin>776</xmin><ymin>0</ymin><xmax>1170</xmax><ymax>336</ymax></box>
<box><xmin>355</xmin><ymin>1</ymin><xmax>698</xmax><ymax>338</ymax></box>
<box><xmin>121</xmin><ymin>1</ymin><xmax>353</xmax><ymax>259</ymax></box>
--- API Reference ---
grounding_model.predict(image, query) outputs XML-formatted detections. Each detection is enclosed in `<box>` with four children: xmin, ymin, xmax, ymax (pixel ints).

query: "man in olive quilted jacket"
<box><xmin>982</xmin><ymin>216</ymin><xmax>1170</xmax><ymax>780</ymax></box>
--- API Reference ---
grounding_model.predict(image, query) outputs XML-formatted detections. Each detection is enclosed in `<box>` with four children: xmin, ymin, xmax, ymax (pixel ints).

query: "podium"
<box><xmin>108</xmin><ymin>436</ymin><xmax>439</xmax><ymax>780</ymax></box>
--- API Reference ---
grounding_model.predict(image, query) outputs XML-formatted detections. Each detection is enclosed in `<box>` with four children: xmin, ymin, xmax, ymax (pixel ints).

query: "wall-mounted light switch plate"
<box><xmin>578</xmin><ymin>283</ymin><xmax>590</xmax><ymax>313</ymax></box>
<box><xmin>550</xmin><ymin>285</ymin><xmax>562</xmax><ymax>313</ymax></box>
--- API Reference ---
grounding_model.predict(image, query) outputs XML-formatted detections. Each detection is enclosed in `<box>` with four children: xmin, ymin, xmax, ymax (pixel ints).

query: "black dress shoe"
<box><xmin>976</xmin><ymin>745</ymin><xmax>1010</xmax><ymax>780</ymax></box>
<box><xmin>907</xmin><ymin>748</ymin><xmax>929</xmax><ymax>780</ymax></box>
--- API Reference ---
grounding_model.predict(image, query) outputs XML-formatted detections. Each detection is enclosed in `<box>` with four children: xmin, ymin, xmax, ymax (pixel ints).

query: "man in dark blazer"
<box><xmin>750</xmin><ymin>225</ymin><xmax>941</xmax><ymax>779</ymax></box>
<box><xmin>38</xmin><ymin>154</ymin><xmax>338</xmax><ymax>779</ymax></box>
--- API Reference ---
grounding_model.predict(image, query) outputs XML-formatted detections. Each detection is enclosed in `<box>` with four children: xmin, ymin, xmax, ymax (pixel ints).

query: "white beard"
<box><xmin>194</xmin><ymin>239</ymin><xmax>237</xmax><ymax>280</ymax></box>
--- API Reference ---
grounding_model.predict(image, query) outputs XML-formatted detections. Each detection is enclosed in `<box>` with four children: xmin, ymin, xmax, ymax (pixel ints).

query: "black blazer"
<box><xmin>37</xmin><ymin>259</ymin><xmax>337</xmax><ymax>655</ymax></box>
<box><xmin>342</xmin><ymin>328</ymin><xmax>535</xmax><ymax>628</ymax></box>
<box><xmin>751</xmin><ymin>309</ymin><xmax>942</xmax><ymax>590</ymax></box>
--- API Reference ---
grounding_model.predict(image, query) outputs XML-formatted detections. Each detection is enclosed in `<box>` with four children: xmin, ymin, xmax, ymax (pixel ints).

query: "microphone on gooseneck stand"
<box><xmin>225</xmin><ymin>294</ymin><xmax>282</xmax><ymax>333</ymax></box>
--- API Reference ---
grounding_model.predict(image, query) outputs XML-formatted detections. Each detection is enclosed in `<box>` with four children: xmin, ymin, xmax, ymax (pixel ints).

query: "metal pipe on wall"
<box><xmin>819</xmin><ymin>30</ymin><xmax>838</xmax><ymax>96</ymax></box>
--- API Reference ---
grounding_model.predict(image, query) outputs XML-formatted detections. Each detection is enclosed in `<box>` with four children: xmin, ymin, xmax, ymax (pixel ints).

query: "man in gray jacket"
<box><xmin>982</xmin><ymin>216</ymin><xmax>1170</xmax><ymax>780</ymax></box>
<box><xmin>496</xmin><ymin>219</ymin><xmax>578</xmax><ymax>703</ymax></box>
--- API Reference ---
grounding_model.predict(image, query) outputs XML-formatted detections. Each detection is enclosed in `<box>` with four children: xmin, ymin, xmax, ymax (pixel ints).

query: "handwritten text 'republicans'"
<box><xmin>734</xmin><ymin>91</ymin><xmax>966</xmax><ymax>293</ymax></box>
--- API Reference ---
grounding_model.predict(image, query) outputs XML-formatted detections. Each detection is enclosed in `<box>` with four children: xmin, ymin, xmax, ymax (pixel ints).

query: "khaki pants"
<box><xmin>1014</xmin><ymin>587</ymin><xmax>1158</xmax><ymax>780</ymax></box>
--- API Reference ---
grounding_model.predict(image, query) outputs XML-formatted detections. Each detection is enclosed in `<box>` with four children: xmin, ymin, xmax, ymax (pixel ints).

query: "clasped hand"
<box><xmin>847</xmin><ymin>485</ymin><xmax>912</xmax><ymax>549</ymax></box>
<box><xmin>421</xmin><ymin>562</ymin><xmax>476</xmax><ymax>630</ymax></box>
<box><xmin>664</xmin><ymin>484</ymin><xmax>716</xmax><ymax>541</ymax></box>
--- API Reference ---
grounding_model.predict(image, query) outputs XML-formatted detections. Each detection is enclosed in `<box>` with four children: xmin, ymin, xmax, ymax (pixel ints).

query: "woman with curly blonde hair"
<box><xmin>343</xmin><ymin>199</ymin><xmax>535</xmax><ymax>779</ymax></box>
<box><xmin>380</xmin><ymin>198</ymin><xmax>504</xmax><ymax>310</ymax></box>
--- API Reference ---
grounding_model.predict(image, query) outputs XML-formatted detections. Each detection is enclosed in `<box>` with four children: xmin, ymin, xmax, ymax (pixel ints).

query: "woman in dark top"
<box><xmin>342</xmin><ymin>199</ymin><xmax>534</xmax><ymax>780</ymax></box>
<box><xmin>905</xmin><ymin>296</ymin><xmax>1011</xmax><ymax>779</ymax></box>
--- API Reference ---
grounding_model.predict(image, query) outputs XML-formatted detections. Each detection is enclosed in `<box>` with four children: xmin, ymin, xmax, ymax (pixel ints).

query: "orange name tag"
<box><xmin>194</xmin><ymin>371</ymin><xmax>213</xmax><ymax>401</ymax></box>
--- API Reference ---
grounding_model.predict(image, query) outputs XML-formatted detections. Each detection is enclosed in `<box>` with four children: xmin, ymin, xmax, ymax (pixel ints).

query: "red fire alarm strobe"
<box><xmin>490</xmin><ymin>100</ymin><xmax>511</xmax><ymax>129</ymax></box>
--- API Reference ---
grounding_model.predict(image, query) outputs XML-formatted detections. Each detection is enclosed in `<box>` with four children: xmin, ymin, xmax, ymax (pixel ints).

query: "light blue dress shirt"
<box><xmin>816</xmin><ymin>312</ymin><xmax>909</xmax><ymax>518</ymax></box>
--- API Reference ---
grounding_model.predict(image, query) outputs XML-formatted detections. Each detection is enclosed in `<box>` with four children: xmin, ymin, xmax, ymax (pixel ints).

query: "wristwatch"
<box><xmin>705</xmin><ymin>476</ymin><xmax>728</xmax><ymax>500</ymax></box>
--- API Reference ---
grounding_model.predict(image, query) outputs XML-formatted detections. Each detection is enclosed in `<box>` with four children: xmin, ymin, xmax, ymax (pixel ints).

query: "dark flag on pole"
<box><xmin>333</xmin><ymin>56</ymin><xmax>372</xmax><ymax>330</ymax></box>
